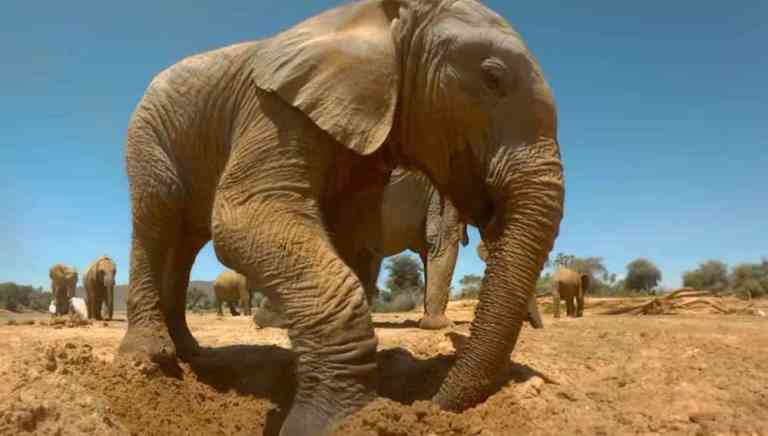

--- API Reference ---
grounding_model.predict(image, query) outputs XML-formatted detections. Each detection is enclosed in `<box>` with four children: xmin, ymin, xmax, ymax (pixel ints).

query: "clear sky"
<box><xmin>1</xmin><ymin>1</ymin><xmax>766</xmax><ymax>291</ymax></box>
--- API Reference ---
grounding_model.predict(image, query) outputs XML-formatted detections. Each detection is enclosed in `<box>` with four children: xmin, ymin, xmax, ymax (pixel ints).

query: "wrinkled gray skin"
<box><xmin>213</xmin><ymin>270</ymin><xmax>254</xmax><ymax>316</ymax></box>
<box><xmin>83</xmin><ymin>256</ymin><xmax>117</xmax><ymax>320</ymax></box>
<box><xmin>256</xmin><ymin>167</ymin><xmax>468</xmax><ymax>330</ymax></box>
<box><xmin>552</xmin><ymin>268</ymin><xmax>590</xmax><ymax>318</ymax></box>
<box><xmin>119</xmin><ymin>1</ymin><xmax>564</xmax><ymax>434</ymax></box>
<box><xmin>476</xmin><ymin>241</ymin><xmax>543</xmax><ymax>329</ymax></box>
<box><xmin>49</xmin><ymin>264</ymin><xmax>78</xmax><ymax>316</ymax></box>
<box><xmin>338</xmin><ymin>167</ymin><xmax>469</xmax><ymax>329</ymax></box>
<box><xmin>253</xmin><ymin>296</ymin><xmax>289</xmax><ymax>329</ymax></box>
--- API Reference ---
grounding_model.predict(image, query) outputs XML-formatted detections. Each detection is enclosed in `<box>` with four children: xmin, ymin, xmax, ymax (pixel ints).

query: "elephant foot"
<box><xmin>419</xmin><ymin>314</ymin><xmax>454</xmax><ymax>330</ymax></box>
<box><xmin>117</xmin><ymin>324</ymin><xmax>177</xmax><ymax>367</ymax></box>
<box><xmin>168</xmin><ymin>321</ymin><xmax>201</xmax><ymax>360</ymax></box>
<box><xmin>278</xmin><ymin>401</ymin><xmax>349</xmax><ymax>436</ymax></box>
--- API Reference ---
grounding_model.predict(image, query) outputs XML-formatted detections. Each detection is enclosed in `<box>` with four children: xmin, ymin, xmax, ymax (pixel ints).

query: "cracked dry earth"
<box><xmin>1</xmin><ymin>298</ymin><xmax>767</xmax><ymax>436</ymax></box>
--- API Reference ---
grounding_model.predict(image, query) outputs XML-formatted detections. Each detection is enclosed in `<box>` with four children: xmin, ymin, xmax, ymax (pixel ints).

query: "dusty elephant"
<box><xmin>213</xmin><ymin>270</ymin><xmax>254</xmax><ymax>316</ymax></box>
<box><xmin>83</xmin><ymin>256</ymin><xmax>117</xmax><ymax>320</ymax></box>
<box><xmin>119</xmin><ymin>1</ymin><xmax>564</xmax><ymax>434</ymax></box>
<box><xmin>476</xmin><ymin>241</ymin><xmax>544</xmax><ymax>329</ymax></box>
<box><xmin>552</xmin><ymin>268</ymin><xmax>590</xmax><ymax>318</ymax></box>
<box><xmin>49</xmin><ymin>264</ymin><xmax>78</xmax><ymax>316</ymax></box>
<box><xmin>337</xmin><ymin>167</ymin><xmax>470</xmax><ymax>329</ymax></box>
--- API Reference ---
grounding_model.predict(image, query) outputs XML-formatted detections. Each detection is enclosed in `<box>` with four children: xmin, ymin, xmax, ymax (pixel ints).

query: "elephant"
<box><xmin>254</xmin><ymin>167</ymin><xmax>468</xmax><ymax>329</ymax></box>
<box><xmin>83</xmin><ymin>256</ymin><xmax>117</xmax><ymax>320</ymax></box>
<box><xmin>119</xmin><ymin>1</ymin><xmax>564</xmax><ymax>434</ymax></box>
<box><xmin>552</xmin><ymin>268</ymin><xmax>590</xmax><ymax>318</ymax></box>
<box><xmin>49</xmin><ymin>264</ymin><xmax>78</xmax><ymax>316</ymax></box>
<box><xmin>334</xmin><ymin>166</ymin><xmax>470</xmax><ymax>329</ymax></box>
<box><xmin>213</xmin><ymin>270</ymin><xmax>254</xmax><ymax>316</ymax></box>
<box><xmin>476</xmin><ymin>241</ymin><xmax>544</xmax><ymax>329</ymax></box>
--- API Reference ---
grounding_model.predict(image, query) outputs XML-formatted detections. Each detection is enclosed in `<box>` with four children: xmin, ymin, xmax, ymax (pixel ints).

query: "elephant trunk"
<box><xmin>433</xmin><ymin>138</ymin><xmax>563</xmax><ymax>410</ymax></box>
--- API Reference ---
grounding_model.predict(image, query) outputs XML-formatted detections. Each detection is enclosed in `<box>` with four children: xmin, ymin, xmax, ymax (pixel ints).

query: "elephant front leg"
<box><xmin>212</xmin><ymin>204</ymin><xmax>378</xmax><ymax>436</ymax></box>
<box><xmin>552</xmin><ymin>288</ymin><xmax>561</xmax><ymax>318</ymax></box>
<box><xmin>419</xmin><ymin>240</ymin><xmax>458</xmax><ymax>330</ymax></box>
<box><xmin>229</xmin><ymin>302</ymin><xmax>240</xmax><ymax>316</ymax></box>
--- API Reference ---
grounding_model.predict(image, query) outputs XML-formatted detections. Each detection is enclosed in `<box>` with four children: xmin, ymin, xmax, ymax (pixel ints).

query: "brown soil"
<box><xmin>1</xmin><ymin>297</ymin><xmax>766</xmax><ymax>436</ymax></box>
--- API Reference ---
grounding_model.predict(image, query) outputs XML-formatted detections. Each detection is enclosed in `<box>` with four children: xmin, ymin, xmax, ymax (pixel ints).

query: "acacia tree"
<box><xmin>625</xmin><ymin>258</ymin><xmax>662</xmax><ymax>292</ymax></box>
<box><xmin>682</xmin><ymin>260</ymin><xmax>728</xmax><ymax>291</ymax></box>
<box><xmin>384</xmin><ymin>254</ymin><xmax>424</xmax><ymax>296</ymax></box>
<box><xmin>458</xmin><ymin>274</ymin><xmax>482</xmax><ymax>299</ymax></box>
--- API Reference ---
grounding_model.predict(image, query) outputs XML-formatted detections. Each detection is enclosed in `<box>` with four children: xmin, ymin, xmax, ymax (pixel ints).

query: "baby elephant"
<box><xmin>213</xmin><ymin>270</ymin><xmax>254</xmax><ymax>316</ymax></box>
<box><xmin>552</xmin><ymin>268</ymin><xmax>591</xmax><ymax>318</ymax></box>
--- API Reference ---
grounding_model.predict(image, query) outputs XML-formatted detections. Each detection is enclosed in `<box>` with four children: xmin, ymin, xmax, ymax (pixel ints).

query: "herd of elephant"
<box><xmin>42</xmin><ymin>1</ymin><xmax>594</xmax><ymax>434</ymax></box>
<box><xmin>48</xmin><ymin>256</ymin><xmax>117</xmax><ymax>320</ymax></box>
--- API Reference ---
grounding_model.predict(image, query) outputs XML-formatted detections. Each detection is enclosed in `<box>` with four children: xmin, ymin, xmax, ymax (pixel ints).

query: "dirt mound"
<box><xmin>0</xmin><ymin>342</ymin><xmax>128</xmax><ymax>435</ymax></box>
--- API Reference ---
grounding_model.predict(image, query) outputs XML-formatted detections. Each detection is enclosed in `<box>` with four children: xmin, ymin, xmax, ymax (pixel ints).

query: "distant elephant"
<box><xmin>49</xmin><ymin>264</ymin><xmax>78</xmax><ymax>316</ymax></box>
<box><xmin>552</xmin><ymin>268</ymin><xmax>591</xmax><ymax>318</ymax></box>
<box><xmin>476</xmin><ymin>241</ymin><xmax>544</xmax><ymax>329</ymax></box>
<box><xmin>213</xmin><ymin>270</ymin><xmax>254</xmax><ymax>316</ymax></box>
<box><xmin>119</xmin><ymin>1</ymin><xmax>564</xmax><ymax>433</ymax></box>
<box><xmin>83</xmin><ymin>256</ymin><xmax>117</xmax><ymax>320</ymax></box>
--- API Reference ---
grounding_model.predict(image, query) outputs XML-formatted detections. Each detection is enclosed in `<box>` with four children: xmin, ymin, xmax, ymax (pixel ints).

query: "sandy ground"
<box><xmin>1</xmin><ymin>297</ymin><xmax>767</xmax><ymax>436</ymax></box>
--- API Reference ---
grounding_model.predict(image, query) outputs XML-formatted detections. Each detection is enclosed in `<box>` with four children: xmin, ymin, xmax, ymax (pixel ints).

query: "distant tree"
<box><xmin>536</xmin><ymin>272</ymin><xmax>553</xmax><ymax>294</ymax></box>
<box><xmin>0</xmin><ymin>283</ymin><xmax>53</xmax><ymax>312</ymax></box>
<box><xmin>682</xmin><ymin>260</ymin><xmax>729</xmax><ymax>291</ymax></box>
<box><xmin>384</xmin><ymin>254</ymin><xmax>424</xmax><ymax>296</ymax></box>
<box><xmin>457</xmin><ymin>274</ymin><xmax>482</xmax><ymax>299</ymax></box>
<box><xmin>186</xmin><ymin>287</ymin><xmax>210</xmax><ymax>310</ymax></box>
<box><xmin>625</xmin><ymin>258</ymin><xmax>662</xmax><ymax>292</ymax></box>
<box><xmin>730</xmin><ymin>258</ymin><xmax>768</xmax><ymax>298</ymax></box>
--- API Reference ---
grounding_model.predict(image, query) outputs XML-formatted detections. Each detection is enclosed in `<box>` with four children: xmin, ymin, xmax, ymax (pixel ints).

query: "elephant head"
<box><xmin>254</xmin><ymin>0</ymin><xmax>565</xmax><ymax>411</ymax></box>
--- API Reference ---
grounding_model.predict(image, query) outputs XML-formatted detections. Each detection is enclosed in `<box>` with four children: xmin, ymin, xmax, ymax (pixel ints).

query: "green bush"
<box><xmin>0</xmin><ymin>283</ymin><xmax>52</xmax><ymax>312</ymax></box>
<box><xmin>730</xmin><ymin>259</ymin><xmax>768</xmax><ymax>298</ymax></box>
<box><xmin>682</xmin><ymin>260</ymin><xmax>729</xmax><ymax>291</ymax></box>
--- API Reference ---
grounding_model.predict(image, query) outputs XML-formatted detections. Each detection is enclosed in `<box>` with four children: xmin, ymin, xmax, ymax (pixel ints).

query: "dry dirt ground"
<box><xmin>1</xmin><ymin>297</ymin><xmax>767</xmax><ymax>436</ymax></box>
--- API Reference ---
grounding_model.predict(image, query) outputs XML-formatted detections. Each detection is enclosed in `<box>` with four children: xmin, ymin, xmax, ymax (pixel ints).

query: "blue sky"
<box><xmin>1</xmin><ymin>1</ymin><xmax>766</xmax><ymax>291</ymax></box>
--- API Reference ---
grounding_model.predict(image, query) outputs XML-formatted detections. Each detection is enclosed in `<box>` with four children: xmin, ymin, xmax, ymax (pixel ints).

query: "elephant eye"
<box><xmin>480</xmin><ymin>58</ymin><xmax>508</xmax><ymax>96</ymax></box>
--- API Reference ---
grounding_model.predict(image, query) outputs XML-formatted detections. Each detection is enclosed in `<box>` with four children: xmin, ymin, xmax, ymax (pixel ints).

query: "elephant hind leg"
<box><xmin>160</xmin><ymin>232</ymin><xmax>208</xmax><ymax>358</ymax></box>
<box><xmin>119</xmin><ymin>208</ymin><xmax>207</xmax><ymax>364</ymax></box>
<box><xmin>565</xmin><ymin>297</ymin><xmax>575</xmax><ymax>317</ymax></box>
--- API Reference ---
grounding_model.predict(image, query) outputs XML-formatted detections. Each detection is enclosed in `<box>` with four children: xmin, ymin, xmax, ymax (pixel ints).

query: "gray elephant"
<box><xmin>552</xmin><ymin>268</ymin><xmax>590</xmax><ymax>318</ymax></box>
<box><xmin>49</xmin><ymin>264</ymin><xmax>78</xmax><ymax>316</ymax></box>
<box><xmin>335</xmin><ymin>167</ymin><xmax>469</xmax><ymax>329</ymax></box>
<box><xmin>476</xmin><ymin>241</ymin><xmax>544</xmax><ymax>329</ymax></box>
<box><xmin>83</xmin><ymin>256</ymin><xmax>117</xmax><ymax>320</ymax></box>
<box><xmin>119</xmin><ymin>1</ymin><xmax>564</xmax><ymax>434</ymax></box>
<box><xmin>256</xmin><ymin>167</ymin><xmax>467</xmax><ymax>329</ymax></box>
<box><xmin>213</xmin><ymin>270</ymin><xmax>254</xmax><ymax>316</ymax></box>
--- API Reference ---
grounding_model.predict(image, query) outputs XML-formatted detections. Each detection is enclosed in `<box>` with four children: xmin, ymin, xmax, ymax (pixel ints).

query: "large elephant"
<box><xmin>49</xmin><ymin>264</ymin><xmax>78</xmax><ymax>316</ymax></box>
<box><xmin>213</xmin><ymin>270</ymin><xmax>254</xmax><ymax>316</ymax></box>
<box><xmin>552</xmin><ymin>268</ymin><xmax>590</xmax><ymax>318</ymax></box>
<box><xmin>476</xmin><ymin>241</ymin><xmax>544</xmax><ymax>329</ymax></box>
<box><xmin>333</xmin><ymin>167</ymin><xmax>468</xmax><ymax>330</ymax></box>
<box><xmin>119</xmin><ymin>1</ymin><xmax>564</xmax><ymax>434</ymax></box>
<box><xmin>83</xmin><ymin>256</ymin><xmax>117</xmax><ymax>320</ymax></box>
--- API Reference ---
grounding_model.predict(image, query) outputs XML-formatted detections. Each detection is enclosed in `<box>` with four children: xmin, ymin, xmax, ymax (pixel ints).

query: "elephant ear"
<box><xmin>251</xmin><ymin>0</ymin><xmax>400</xmax><ymax>155</ymax></box>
